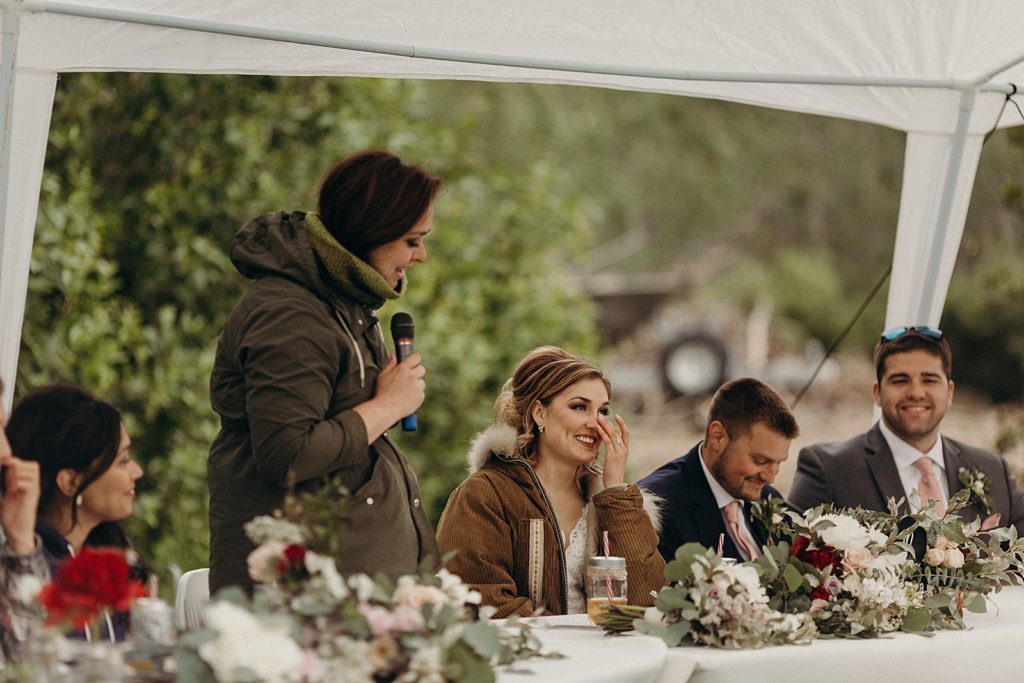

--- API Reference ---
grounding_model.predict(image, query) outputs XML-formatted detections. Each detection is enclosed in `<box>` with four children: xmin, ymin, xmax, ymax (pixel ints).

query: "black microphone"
<box><xmin>390</xmin><ymin>312</ymin><xmax>417</xmax><ymax>431</ymax></box>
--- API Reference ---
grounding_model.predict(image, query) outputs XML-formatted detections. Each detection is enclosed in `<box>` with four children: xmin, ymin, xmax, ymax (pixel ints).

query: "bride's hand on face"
<box><xmin>597</xmin><ymin>414</ymin><xmax>629</xmax><ymax>488</ymax></box>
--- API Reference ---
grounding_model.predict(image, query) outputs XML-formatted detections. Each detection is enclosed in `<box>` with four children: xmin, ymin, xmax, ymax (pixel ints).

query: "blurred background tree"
<box><xmin>18</xmin><ymin>74</ymin><xmax>1024</xmax><ymax>591</ymax></box>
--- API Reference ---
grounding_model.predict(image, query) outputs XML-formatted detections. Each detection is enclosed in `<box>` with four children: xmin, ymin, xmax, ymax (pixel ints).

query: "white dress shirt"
<box><xmin>878</xmin><ymin>419</ymin><xmax>948</xmax><ymax>512</ymax></box>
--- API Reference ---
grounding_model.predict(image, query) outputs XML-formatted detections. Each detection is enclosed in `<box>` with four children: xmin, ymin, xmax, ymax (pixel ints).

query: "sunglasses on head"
<box><xmin>880</xmin><ymin>326</ymin><xmax>943</xmax><ymax>343</ymax></box>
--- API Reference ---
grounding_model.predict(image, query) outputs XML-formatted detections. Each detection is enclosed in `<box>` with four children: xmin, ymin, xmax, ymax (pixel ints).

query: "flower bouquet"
<box><xmin>600</xmin><ymin>543</ymin><xmax>816</xmax><ymax>649</ymax></box>
<box><xmin>177</xmin><ymin>485</ymin><xmax>550</xmax><ymax>682</ymax></box>
<box><xmin>37</xmin><ymin>547</ymin><xmax>147</xmax><ymax>637</ymax></box>
<box><xmin>31</xmin><ymin>547</ymin><xmax>148</xmax><ymax>681</ymax></box>
<box><xmin>751</xmin><ymin>501</ymin><xmax>926</xmax><ymax>637</ymax></box>
<box><xmin>853</xmin><ymin>491</ymin><xmax>1024</xmax><ymax>631</ymax></box>
<box><xmin>597</xmin><ymin>492</ymin><xmax>1024</xmax><ymax>648</ymax></box>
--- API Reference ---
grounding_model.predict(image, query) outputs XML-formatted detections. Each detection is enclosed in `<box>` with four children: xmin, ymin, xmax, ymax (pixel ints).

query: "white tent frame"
<box><xmin>1</xmin><ymin>0</ymin><xmax>1023</xmax><ymax>408</ymax></box>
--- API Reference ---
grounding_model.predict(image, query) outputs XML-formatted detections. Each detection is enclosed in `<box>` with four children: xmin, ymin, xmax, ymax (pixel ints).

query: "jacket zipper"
<box><xmin>513</xmin><ymin>460</ymin><xmax>569</xmax><ymax>614</ymax></box>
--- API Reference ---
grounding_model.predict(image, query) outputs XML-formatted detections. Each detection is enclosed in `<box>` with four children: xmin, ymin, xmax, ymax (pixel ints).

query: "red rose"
<box><xmin>283</xmin><ymin>544</ymin><xmax>307</xmax><ymax>566</ymax></box>
<box><xmin>804</xmin><ymin>547</ymin><xmax>842</xmax><ymax>573</ymax></box>
<box><xmin>809</xmin><ymin>586</ymin><xmax>830</xmax><ymax>601</ymax></box>
<box><xmin>790</xmin><ymin>536</ymin><xmax>810</xmax><ymax>557</ymax></box>
<box><xmin>38</xmin><ymin>548</ymin><xmax>146</xmax><ymax>629</ymax></box>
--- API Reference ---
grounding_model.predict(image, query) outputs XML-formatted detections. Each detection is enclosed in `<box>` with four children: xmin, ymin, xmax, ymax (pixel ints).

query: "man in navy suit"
<box><xmin>640</xmin><ymin>378</ymin><xmax>798</xmax><ymax>562</ymax></box>
<box><xmin>789</xmin><ymin>327</ymin><xmax>1024</xmax><ymax>533</ymax></box>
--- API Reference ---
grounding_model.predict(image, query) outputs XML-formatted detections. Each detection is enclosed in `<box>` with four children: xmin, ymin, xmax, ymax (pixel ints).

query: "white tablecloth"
<box><xmin>657</xmin><ymin>586</ymin><xmax>1024</xmax><ymax>683</ymax></box>
<box><xmin>497</xmin><ymin>615</ymin><xmax>668</xmax><ymax>683</ymax></box>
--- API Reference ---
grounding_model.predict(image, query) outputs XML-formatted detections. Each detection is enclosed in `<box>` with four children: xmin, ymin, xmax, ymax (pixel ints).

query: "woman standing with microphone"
<box><xmin>208</xmin><ymin>150</ymin><xmax>443</xmax><ymax>592</ymax></box>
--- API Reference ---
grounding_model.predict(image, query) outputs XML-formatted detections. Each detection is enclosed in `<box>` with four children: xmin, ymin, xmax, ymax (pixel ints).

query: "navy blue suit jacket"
<box><xmin>639</xmin><ymin>442</ymin><xmax>782</xmax><ymax>562</ymax></box>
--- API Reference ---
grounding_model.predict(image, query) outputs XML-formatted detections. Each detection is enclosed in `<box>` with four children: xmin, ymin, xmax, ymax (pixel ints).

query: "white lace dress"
<box><xmin>563</xmin><ymin>504</ymin><xmax>590</xmax><ymax>614</ymax></box>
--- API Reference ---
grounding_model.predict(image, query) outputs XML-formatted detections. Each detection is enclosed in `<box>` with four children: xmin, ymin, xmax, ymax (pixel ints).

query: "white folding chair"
<box><xmin>174</xmin><ymin>567</ymin><xmax>210</xmax><ymax>631</ymax></box>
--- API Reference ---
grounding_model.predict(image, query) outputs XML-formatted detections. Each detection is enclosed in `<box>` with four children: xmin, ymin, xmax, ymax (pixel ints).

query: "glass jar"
<box><xmin>586</xmin><ymin>556</ymin><xmax>628</xmax><ymax>625</ymax></box>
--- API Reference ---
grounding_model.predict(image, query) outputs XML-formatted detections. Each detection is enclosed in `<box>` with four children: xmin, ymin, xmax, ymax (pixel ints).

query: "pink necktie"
<box><xmin>913</xmin><ymin>457</ymin><xmax>946</xmax><ymax>517</ymax></box>
<box><xmin>722</xmin><ymin>500</ymin><xmax>760</xmax><ymax>560</ymax></box>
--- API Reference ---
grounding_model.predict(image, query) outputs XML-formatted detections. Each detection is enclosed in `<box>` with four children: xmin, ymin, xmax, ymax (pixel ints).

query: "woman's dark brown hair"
<box><xmin>318</xmin><ymin>150</ymin><xmax>444</xmax><ymax>259</ymax></box>
<box><xmin>6</xmin><ymin>383</ymin><xmax>123</xmax><ymax>529</ymax></box>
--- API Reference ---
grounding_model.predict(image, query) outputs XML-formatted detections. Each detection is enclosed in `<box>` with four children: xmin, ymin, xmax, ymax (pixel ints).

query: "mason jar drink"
<box><xmin>131</xmin><ymin>597</ymin><xmax>176</xmax><ymax>647</ymax></box>
<box><xmin>586</xmin><ymin>556</ymin><xmax>628</xmax><ymax>625</ymax></box>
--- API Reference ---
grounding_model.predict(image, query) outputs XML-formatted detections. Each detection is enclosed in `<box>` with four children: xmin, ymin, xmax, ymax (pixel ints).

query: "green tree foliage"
<box><xmin>22</xmin><ymin>74</ymin><xmax>598</xmax><ymax>589</ymax></box>
<box><xmin>942</xmin><ymin>126</ymin><xmax>1024</xmax><ymax>402</ymax></box>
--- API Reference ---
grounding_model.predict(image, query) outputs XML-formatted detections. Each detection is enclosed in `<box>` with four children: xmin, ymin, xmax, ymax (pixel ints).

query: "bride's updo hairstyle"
<box><xmin>493</xmin><ymin>346</ymin><xmax>611</xmax><ymax>460</ymax></box>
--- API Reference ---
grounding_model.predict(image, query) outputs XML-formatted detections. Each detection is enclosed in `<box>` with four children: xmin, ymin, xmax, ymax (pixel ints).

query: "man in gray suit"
<box><xmin>789</xmin><ymin>327</ymin><xmax>1024</xmax><ymax>533</ymax></box>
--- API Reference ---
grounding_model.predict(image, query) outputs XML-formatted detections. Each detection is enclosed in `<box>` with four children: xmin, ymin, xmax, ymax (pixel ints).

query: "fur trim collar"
<box><xmin>466</xmin><ymin>424</ymin><xmax>518</xmax><ymax>474</ymax></box>
<box><xmin>464</xmin><ymin>424</ymin><xmax>664</xmax><ymax>533</ymax></box>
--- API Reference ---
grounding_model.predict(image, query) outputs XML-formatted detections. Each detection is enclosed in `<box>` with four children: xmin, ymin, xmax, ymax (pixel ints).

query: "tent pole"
<box><xmin>0</xmin><ymin>0</ymin><xmax>21</xmax><ymax>266</ymax></box>
<box><xmin>913</xmin><ymin>89</ymin><xmax>975</xmax><ymax>326</ymax></box>
<box><xmin>22</xmin><ymin>0</ymin><xmax>1016</xmax><ymax>93</ymax></box>
<box><xmin>973</xmin><ymin>48</ymin><xmax>1024</xmax><ymax>85</ymax></box>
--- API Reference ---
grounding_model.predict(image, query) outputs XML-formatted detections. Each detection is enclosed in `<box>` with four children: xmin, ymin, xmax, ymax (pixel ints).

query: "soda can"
<box><xmin>131</xmin><ymin>597</ymin><xmax>176</xmax><ymax>647</ymax></box>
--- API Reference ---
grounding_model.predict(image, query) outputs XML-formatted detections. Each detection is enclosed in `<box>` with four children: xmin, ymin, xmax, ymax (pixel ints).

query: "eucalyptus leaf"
<box><xmin>462</xmin><ymin>621</ymin><xmax>502</xmax><ymax>658</ymax></box>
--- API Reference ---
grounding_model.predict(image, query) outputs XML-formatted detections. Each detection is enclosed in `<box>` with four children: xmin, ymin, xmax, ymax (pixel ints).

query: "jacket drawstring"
<box><xmin>334</xmin><ymin>310</ymin><xmax>365</xmax><ymax>388</ymax></box>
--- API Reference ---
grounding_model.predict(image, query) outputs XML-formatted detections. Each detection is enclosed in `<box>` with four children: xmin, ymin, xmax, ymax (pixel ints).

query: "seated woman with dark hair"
<box><xmin>6</xmin><ymin>383</ymin><xmax>144</xmax><ymax>642</ymax></box>
<box><xmin>0</xmin><ymin>375</ymin><xmax>48</xmax><ymax>665</ymax></box>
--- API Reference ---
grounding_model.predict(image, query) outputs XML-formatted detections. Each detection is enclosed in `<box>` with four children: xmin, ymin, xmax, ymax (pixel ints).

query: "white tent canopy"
<box><xmin>2</xmin><ymin>0</ymin><xmax>1023</xmax><ymax>405</ymax></box>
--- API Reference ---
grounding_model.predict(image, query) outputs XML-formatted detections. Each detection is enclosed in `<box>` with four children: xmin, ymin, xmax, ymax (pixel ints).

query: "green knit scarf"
<box><xmin>305</xmin><ymin>212</ymin><xmax>400</xmax><ymax>309</ymax></box>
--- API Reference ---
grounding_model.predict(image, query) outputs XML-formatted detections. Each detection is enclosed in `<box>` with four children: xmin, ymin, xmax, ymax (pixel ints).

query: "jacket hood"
<box><xmin>231</xmin><ymin>211</ymin><xmax>332</xmax><ymax>300</ymax></box>
<box><xmin>467</xmin><ymin>423</ymin><xmax>519</xmax><ymax>474</ymax></box>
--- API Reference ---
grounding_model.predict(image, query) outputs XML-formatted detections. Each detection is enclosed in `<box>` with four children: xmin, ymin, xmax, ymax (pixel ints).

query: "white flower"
<box><xmin>643</xmin><ymin>606</ymin><xmax>665</xmax><ymax>626</ymax></box>
<box><xmin>397</xmin><ymin>644</ymin><xmax>444</xmax><ymax>683</ymax></box>
<box><xmin>317</xmin><ymin>637</ymin><xmax>375</xmax><ymax>683</ymax></box>
<box><xmin>304</xmin><ymin>551</ymin><xmax>349</xmax><ymax>600</ymax></box>
<box><xmin>12</xmin><ymin>573</ymin><xmax>44</xmax><ymax>605</ymax></box>
<box><xmin>347</xmin><ymin>574</ymin><xmax>378</xmax><ymax>602</ymax></box>
<box><xmin>436</xmin><ymin>568</ymin><xmax>482</xmax><ymax>605</ymax></box>
<box><xmin>816</xmin><ymin>514</ymin><xmax>880</xmax><ymax>551</ymax></box>
<box><xmin>247</xmin><ymin>540</ymin><xmax>286</xmax><ymax>583</ymax></box>
<box><xmin>924</xmin><ymin>548</ymin><xmax>946</xmax><ymax>567</ymax></box>
<box><xmin>244</xmin><ymin>515</ymin><xmax>306</xmax><ymax>545</ymax></box>
<box><xmin>869</xmin><ymin>551</ymin><xmax>912</xmax><ymax>574</ymax></box>
<box><xmin>199</xmin><ymin>601</ymin><xmax>304</xmax><ymax>682</ymax></box>
<box><xmin>943</xmin><ymin>547</ymin><xmax>965</xmax><ymax>569</ymax></box>
<box><xmin>934</xmin><ymin>535</ymin><xmax>957</xmax><ymax>550</ymax></box>
<box><xmin>723</xmin><ymin>564</ymin><xmax>768</xmax><ymax>603</ymax></box>
<box><xmin>809</xmin><ymin>598</ymin><xmax>830</xmax><ymax>617</ymax></box>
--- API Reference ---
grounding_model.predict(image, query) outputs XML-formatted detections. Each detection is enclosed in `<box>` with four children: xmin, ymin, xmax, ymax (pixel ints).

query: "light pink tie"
<box><xmin>722</xmin><ymin>501</ymin><xmax>760</xmax><ymax>560</ymax></box>
<box><xmin>913</xmin><ymin>457</ymin><xmax>946</xmax><ymax>517</ymax></box>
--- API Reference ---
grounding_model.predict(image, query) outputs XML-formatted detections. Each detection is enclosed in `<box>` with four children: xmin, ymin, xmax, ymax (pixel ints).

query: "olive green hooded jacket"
<box><xmin>208</xmin><ymin>211</ymin><xmax>437</xmax><ymax>592</ymax></box>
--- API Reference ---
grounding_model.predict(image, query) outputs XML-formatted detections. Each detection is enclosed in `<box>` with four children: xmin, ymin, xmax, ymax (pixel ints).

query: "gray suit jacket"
<box><xmin>788</xmin><ymin>423</ymin><xmax>1024</xmax><ymax>535</ymax></box>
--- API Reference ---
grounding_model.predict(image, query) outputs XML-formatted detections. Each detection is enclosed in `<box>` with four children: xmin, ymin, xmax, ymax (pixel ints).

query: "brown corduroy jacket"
<box><xmin>436</xmin><ymin>424</ymin><xmax>666</xmax><ymax>618</ymax></box>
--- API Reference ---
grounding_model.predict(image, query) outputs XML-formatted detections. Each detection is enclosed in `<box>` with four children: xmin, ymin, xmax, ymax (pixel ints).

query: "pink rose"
<box><xmin>246</xmin><ymin>541</ymin><xmax>286</xmax><ymax>583</ymax></box>
<box><xmin>943</xmin><ymin>548</ymin><xmax>965</xmax><ymax>569</ymax></box>
<box><xmin>393</xmin><ymin>582</ymin><xmax>447</xmax><ymax>611</ymax></box>
<box><xmin>842</xmin><ymin>548</ymin><xmax>874</xmax><ymax>571</ymax></box>
<box><xmin>358</xmin><ymin>604</ymin><xmax>425</xmax><ymax>636</ymax></box>
<box><xmin>924</xmin><ymin>548</ymin><xmax>946</xmax><ymax>567</ymax></box>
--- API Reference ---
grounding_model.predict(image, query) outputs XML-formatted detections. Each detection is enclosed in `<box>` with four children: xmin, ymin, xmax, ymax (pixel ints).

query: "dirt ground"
<box><xmin>623</xmin><ymin>356</ymin><xmax>1024</xmax><ymax>497</ymax></box>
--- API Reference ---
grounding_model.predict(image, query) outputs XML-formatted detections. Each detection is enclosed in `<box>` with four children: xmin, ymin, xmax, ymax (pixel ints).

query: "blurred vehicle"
<box><xmin>584</xmin><ymin>272</ymin><xmax>837</xmax><ymax>408</ymax></box>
